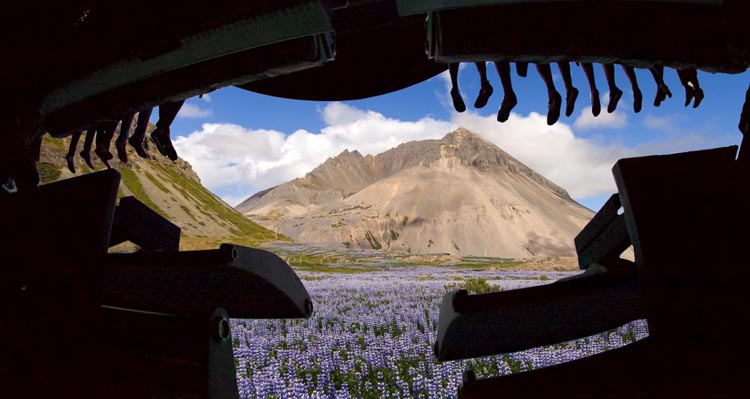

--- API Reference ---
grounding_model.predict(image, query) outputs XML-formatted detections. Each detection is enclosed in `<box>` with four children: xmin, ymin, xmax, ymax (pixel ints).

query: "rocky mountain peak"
<box><xmin>237</xmin><ymin>128</ymin><xmax>592</xmax><ymax>258</ymax></box>
<box><xmin>248</xmin><ymin>128</ymin><xmax>571</xmax><ymax>204</ymax></box>
<box><xmin>441</xmin><ymin>127</ymin><xmax>474</xmax><ymax>143</ymax></box>
<box><xmin>437</xmin><ymin>129</ymin><xmax>571</xmax><ymax>200</ymax></box>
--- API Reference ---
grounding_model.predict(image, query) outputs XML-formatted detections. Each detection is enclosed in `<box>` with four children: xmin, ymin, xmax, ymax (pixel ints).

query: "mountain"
<box><xmin>39</xmin><ymin>127</ymin><xmax>283</xmax><ymax>251</ymax></box>
<box><xmin>237</xmin><ymin>128</ymin><xmax>594</xmax><ymax>258</ymax></box>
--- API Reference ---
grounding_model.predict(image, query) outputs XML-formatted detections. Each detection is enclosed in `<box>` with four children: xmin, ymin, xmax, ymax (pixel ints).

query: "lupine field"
<box><xmin>231</xmin><ymin>267</ymin><xmax>649</xmax><ymax>398</ymax></box>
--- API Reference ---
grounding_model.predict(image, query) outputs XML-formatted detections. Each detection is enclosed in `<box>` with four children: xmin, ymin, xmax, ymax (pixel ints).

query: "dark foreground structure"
<box><xmin>3</xmin><ymin>1</ymin><xmax>750</xmax><ymax>398</ymax></box>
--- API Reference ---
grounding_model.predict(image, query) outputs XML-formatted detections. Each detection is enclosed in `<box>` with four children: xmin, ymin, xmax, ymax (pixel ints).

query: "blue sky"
<box><xmin>165</xmin><ymin>63</ymin><xmax>747</xmax><ymax>211</ymax></box>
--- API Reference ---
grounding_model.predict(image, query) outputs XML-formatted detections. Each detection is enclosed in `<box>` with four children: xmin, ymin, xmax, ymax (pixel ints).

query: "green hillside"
<box><xmin>39</xmin><ymin>133</ymin><xmax>288</xmax><ymax>251</ymax></box>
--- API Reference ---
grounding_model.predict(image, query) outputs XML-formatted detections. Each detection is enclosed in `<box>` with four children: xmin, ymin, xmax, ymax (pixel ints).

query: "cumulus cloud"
<box><xmin>177</xmin><ymin>103</ymin><xmax>213</xmax><ymax>118</ymax></box>
<box><xmin>437</xmin><ymin>70</ymin><xmax>455</xmax><ymax>111</ymax></box>
<box><xmin>174</xmin><ymin>103</ymin><xmax>454</xmax><ymax>204</ymax></box>
<box><xmin>453</xmin><ymin>111</ymin><xmax>631</xmax><ymax>198</ymax></box>
<box><xmin>642</xmin><ymin>114</ymin><xmax>677</xmax><ymax>131</ymax></box>
<box><xmin>573</xmin><ymin>107</ymin><xmax>628</xmax><ymax>130</ymax></box>
<box><xmin>176</xmin><ymin>100</ymin><xmax>729</xmax><ymax>207</ymax></box>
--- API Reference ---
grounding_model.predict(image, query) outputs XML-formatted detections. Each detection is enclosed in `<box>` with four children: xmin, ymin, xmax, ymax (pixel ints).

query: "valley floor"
<box><xmin>261</xmin><ymin>242</ymin><xmax>581</xmax><ymax>274</ymax></box>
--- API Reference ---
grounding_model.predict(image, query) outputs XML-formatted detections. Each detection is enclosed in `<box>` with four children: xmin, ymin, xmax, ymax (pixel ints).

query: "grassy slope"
<box><xmin>39</xmin><ymin>134</ymin><xmax>287</xmax><ymax>251</ymax></box>
<box><xmin>150</xmin><ymin>161</ymin><xmax>286</xmax><ymax>249</ymax></box>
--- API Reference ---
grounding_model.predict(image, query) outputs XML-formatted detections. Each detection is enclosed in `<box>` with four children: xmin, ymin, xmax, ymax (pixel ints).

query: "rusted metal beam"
<box><xmin>41</xmin><ymin>1</ymin><xmax>333</xmax><ymax>116</ymax></box>
<box><xmin>435</xmin><ymin>262</ymin><xmax>644</xmax><ymax>361</ymax></box>
<box><xmin>459</xmin><ymin>338</ymin><xmax>657</xmax><ymax>399</ymax></box>
<box><xmin>103</xmin><ymin>244</ymin><xmax>313</xmax><ymax>319</ymax></box>
<box><xmin>426</xmin><ymin>2</ymin><xmax>747</xmax><ymax>73</ymax></box>
<box><xmin>575</xmin><ymin>194</ymin><xmax>631</xmax><ymax>269</ymax></box>
<box><xmin>110</xmin><ymin>196</ymin><xmax>181</xmax><ymax>253</ymax></box>
<box><xmin>99</xmin><ymin>307</ymin><xmax>238</xmax><ymax>399</ymax></box>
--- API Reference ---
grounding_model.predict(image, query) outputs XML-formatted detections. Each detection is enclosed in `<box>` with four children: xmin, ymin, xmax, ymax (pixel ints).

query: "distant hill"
<box><xmin>39</xmin><ymin>127</ymin><xmax>285</xmax><ymax>251</ymax></box>
<box><xmin>237</xmin><ymin>128</ymin><xmax>594</xmax><ymax>258</ymax></box>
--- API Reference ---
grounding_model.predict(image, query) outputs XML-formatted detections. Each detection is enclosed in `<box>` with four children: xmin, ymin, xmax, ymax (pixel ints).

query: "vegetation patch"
<box><xmin>37</xmin><ymin>163</ymin><xmax>61</xmax><ymax>184</ymax></box>
<box><xmin>445</xmin><ymin>277</ymin><xmax>500</xmax><ymax>294</ymax></box>
<box><xmin>180</xmin><ymin>205</ymin><xmax>195</xmax><ymax>219</ymax></box>
<box><xmin>452</xmin><ymin>260</ymin><xmax>524</xmax><ymax>270</ymax></box>
<box><xmin>364</xmin><ymin>230</ymin><xmax>382</xmax><ymax>250</ymax></box>
<box><xmin>42</xmin><ymin>135</ymin><xmax>66</xmax><ymax>151</ymax></box>
<box><xmin>116</xmin><ymin>166</ymin><xmax>166</xmax><ymax>217</ymax></box>
<box><xmin>144</xmin><ymin>171</ymin><xmax>170</xmax><ymax>193</ymax></box>
<box><xmin>327</xmin><ymin>204</ymin><xmax>373</xmax><ymax>216</ymax></box>
<box><xmin>294</xmin><ymin>265</ymin><xmax>380</xmax><ymax>274</ymax></box>
<box><xmin>287</xmin><ymin>254</ymin><xmax>380</xmax><ymax>274</ymax></box>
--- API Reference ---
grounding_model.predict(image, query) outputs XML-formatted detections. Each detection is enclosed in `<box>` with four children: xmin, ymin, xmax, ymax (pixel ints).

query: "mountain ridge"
<box><xmin>250</xmin><ymin>129</ymin><xmax>571</xmax><ymax>202</ymax></box>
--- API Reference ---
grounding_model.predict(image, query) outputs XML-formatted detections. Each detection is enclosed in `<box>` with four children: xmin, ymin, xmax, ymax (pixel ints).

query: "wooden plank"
<box><xmin>0</xmin><ymin>169</ymin><xmax>120</xmax><ymax>264</ymax></box>
<box><xmin>99</xmin><ymin>307</ymin><xmax>238</xmax><ymax>399</ymax></box>
<box><xmin>435</xmin><ymin>264</ymin><xmax>644</xmax><ymax>360</ymax></box>
<box><xmin>240</xmin><ymin>5</ymin><xmax>446</xmax><ymax>102</ymax></box>
<box><xmin>46</xmin><ymin>32</ymin><xmax>334</xmax><ymax>131</ymax></box>
<box><xmin>110</xmin><ymin>196</ymin><xmax>181</xmax><ymax>252</ymax></box>
<box><xmin>607</xmin><ymin>146</ymin><xmax>750</xmax><ymax>396</ymax></box>
<box><xmin>1</xmin><ymin>169</ymin><xmax>120</xmax><ymax>399</ymax></box>
<box><xmin>103</xmin><ymin>244</ymin><xmax>313</xmax><ymax>319</ymax></box>
<box><xmin>576</xmin><ymin>214</ymin><xmax>631</xmax><ymax>269</ymax></box>
<box><xmin>612</xmin><ymin>146</ymin><xmax>740</xmax><ymax>339</ymax></box>
<box><xmin>41</xmin><ymin>1</ymin><xmax>333</xmax><ymax>114</ymax></box>
<box><xmin>575</xmin><ymin>194</ymin><xmax>621</xmax><ymax>254</ymax></box>
<box><xmin>425</xmin><ymin>3</ymin><xmax>745</xmax><ymax>72</ymax></box>
<box><xmin>399</xmin><ymin>0</ymin><xmax>724</xmax><ymax>16</ymax></box>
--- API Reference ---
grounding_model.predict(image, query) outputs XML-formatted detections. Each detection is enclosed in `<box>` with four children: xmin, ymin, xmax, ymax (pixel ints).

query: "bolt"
<box><xmin>462</xmin><ymin>369</ymin><xmax>476</xmax><ymax>384</ymax></box>
<box><xmin>213</xmin><ymin>316</ymin><xmax>231</xmax><ymax>342</ymax></box>
<box><xmin>304</xmin><ymin>298</ymin><xmax>314</xmax><ymax>316</ymax></box>
<box><xmin>452</xmin><ymin>289</ymin><xmax>468</xmax><ymax>308</ymax></box>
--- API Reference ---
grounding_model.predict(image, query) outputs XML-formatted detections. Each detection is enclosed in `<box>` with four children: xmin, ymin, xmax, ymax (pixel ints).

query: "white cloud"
<box><xmin>175</xmin><ymin>100</ymin><xmax>731</xmax><ymax>207</ymax></box>
<box><xmin>200</xmin><ymin>93</ymin><xmax>212</xmax><ymax>103</ymax></box>
<box><xmin>437</xmin><ymin>70</ymin><xmax>454</xmax><ymax>111</ymax></box>
<box><xmin>573</xmin><ymin>107</ymin><xmax>628</xmax><ymax>130</ymax></box>
<box><xmin>642</xmin><ymin>114</ymin><xmax>677</xmax><ymax>131</ymax></box>
<box><xmin>321</xmin><ymin>101</ymin><xmax>370</xmax><ymax>125</ymax></box>
<box><xmin>453</xmin><ymin>111</ymin><xmax>631</xmax><ymax>198</ymax></box>
<box><xmin>439</xmin><ymin>69</ymin><xmax>452</xmax><ymax>88</ymax></box>
<box><xmin>174</xmin><ymin>103</ymin><xmax>454</xmax><ymax>203</ymax></box>
<box><xmin>177</xmin><ymin>103</ymin><xmax>213</xmax><ymax>118</ymax></box>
